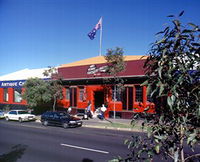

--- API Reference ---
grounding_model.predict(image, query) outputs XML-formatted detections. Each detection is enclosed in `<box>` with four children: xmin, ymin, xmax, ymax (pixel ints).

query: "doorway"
<box><xmin>94</xmin><ymin>91</ymin><xmax>104</xmax><ymax>109</ymax></box>
<box><xmin>122</xmin><ymin>87</ymin><xmax>133</xmax><ymax>110</ymax></box>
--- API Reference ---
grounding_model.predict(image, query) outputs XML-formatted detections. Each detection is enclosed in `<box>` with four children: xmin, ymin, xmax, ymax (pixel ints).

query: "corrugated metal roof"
<box><xmin>0</xmin><ymin>68</ymin><xmax>50</xmax><ymax>81</ymax></box>
<box><xmin>60</xmin><ymin>55</ymin><xmax>146</xmax><ymax>68</ymax></box>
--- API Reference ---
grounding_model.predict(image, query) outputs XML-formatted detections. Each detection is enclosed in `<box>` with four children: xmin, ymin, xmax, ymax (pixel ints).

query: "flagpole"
<box><xmin>99</xmin><ymin>17</ymin><xmax>103</xmax><ymax>56</ymax></box>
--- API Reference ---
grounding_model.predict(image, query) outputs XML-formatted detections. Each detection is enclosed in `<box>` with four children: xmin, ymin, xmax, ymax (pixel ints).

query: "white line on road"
<box><xmin>61</xmin><ymin>143</ymin><xmax>109</xmax><ymax>154</ymax></box>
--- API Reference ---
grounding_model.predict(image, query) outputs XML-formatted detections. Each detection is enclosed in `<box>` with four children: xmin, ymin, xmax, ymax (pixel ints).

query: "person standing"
<box><xmin>100</xmin><ymin>104</ymin><xmax>107</xmax><ymax>119</ymax></box>
<box><xmin>86</xmin><ymin>101</ymin><xmax>92</xmax><ymax>119</ymax></box>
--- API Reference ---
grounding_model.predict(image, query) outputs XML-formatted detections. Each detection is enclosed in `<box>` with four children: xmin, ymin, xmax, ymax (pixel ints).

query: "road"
<box><xmin>0</xmin><ymin>120</ymin><xmax>134</xmax><ymax>162</ymax></box>
<box><xmin>0</xmin><ymin>120</ymin><xmax>199</xmax><ymax>162</ymax></box>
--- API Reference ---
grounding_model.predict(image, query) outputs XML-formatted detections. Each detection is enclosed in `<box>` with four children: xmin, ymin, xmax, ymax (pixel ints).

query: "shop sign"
<box><xmin>0</xmin><ymin>80</ymin><xmax>26</xmax><ymax>88</ymax></box>
<box><xmin>87</xmin><ymin>65</ymin><xmax>108</xmax><ymax>75</ymax></box>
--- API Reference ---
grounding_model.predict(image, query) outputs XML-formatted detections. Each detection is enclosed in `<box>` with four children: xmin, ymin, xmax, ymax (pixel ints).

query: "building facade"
<box><xmin>0</xmin><ymin>68</ymin><xmax>49</xmax><ymax>110</ymax></box>
<box><xmin>0</xmin><ymin>56</ymin><xmax>155</xmax><ymax>118</ymax></box>
<box><xmin>57</xmin><ymin>56</ymin><xmax>155</xmax><ymax>118</ymax></box>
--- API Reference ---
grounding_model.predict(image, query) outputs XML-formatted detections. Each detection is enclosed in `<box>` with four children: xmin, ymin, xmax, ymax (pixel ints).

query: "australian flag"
<box><xmin>88</xmin><ymin>17</ymin><xmax>102</xmax><ymax>40</ymax></box>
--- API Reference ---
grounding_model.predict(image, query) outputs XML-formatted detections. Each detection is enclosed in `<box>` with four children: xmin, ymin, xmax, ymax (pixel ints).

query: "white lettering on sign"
<box><xmin>0</xmin><ymin>80</ymin><xmax>25</xmax><ymax>88</ymax></box>
<box><xmin>87</xmin><ymin>65</ymin><xmax>108</xmax><ymax>75</ymax></box>
<box><xmin>19</xmin><ymin>81</ymin><xmax>25</xmax><ymax>86</ymax></box>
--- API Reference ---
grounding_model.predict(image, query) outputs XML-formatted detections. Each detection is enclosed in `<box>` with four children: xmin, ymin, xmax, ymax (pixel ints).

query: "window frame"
<box><xmin>13</xmin><ymin>88</ymin><xmax>22</xmax><ymax>103</ymax></box>
<box><xmin>3</xmin><ymin>88</ymin><xmax>9</xmax><ymax>102</ymax></box>
<box><xmin>135</xmin><ymin>85</ymin><xmax>143</xmax><ymax>102</ymax></box>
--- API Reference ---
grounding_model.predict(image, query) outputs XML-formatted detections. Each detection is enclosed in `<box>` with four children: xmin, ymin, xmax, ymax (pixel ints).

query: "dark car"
<box><xmin>41</xmin><ymin>111</ymin><xmax>82</xmax><ymax>128</ymax></box>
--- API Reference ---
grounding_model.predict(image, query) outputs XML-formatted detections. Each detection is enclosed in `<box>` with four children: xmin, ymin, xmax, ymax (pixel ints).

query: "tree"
<box><xmin>123</xmin><ymin>12</ymin><xmax>200</xmax><ymax>162</ymax></box>
<box><xmin>22</xmin><ymin>78</ymin><xmax>53</xmax><ymax>113</ymax></box>
<box><xmin>104</xmin><ymin>47</ymin><xmax>126</xmax><ymax>119</ymax></box>
<box><xmin>23</xmin><ymin>67</ymin><xmax>63</xmax><ymax>112</ymax></box>
<box><xmin>43</xmin><ymin>67</ymin><xmax>63</xmax><ymax>111</ymax></box>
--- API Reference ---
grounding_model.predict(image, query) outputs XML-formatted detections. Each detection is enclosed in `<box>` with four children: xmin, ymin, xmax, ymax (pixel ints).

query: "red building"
<box><xmin>57</xmin><ymin>55</ymin><xmax>155</xmax><ymax>118</ymax></box>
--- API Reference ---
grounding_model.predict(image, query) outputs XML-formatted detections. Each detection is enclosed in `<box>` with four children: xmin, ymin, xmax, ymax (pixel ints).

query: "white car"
<box><xmin>4</xmin><ymin>110</ymin><xmax>36</xmax><ymax>122</ymax></box>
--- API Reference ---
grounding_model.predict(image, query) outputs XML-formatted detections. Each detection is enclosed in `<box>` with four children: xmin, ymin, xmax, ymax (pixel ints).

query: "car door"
<box><xmin>52</xmin><ymin>113</ymin><xmax>62</xmax><ymax>126</ymax></box>
<box><xmin>47</xmin><ymin>112</ymin><xmax>55</xmax><ymax>125</ymax></box>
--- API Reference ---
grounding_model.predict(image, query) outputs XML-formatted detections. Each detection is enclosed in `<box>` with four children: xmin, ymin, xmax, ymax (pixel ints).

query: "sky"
<box><xmin>0</xmin><ymin>0</ymin><xmax>200</xmax><ymax>76</ymax></box>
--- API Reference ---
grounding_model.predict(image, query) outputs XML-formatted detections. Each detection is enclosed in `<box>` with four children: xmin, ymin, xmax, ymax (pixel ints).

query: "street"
<box><xmin>0</xmin><ymin>120</ymin><xmax>133</xmax><ymax>162</ymax></box>
<box><xmin>0</xmin><ymin>120</ymin><xmax>199</xmax><ymax>162</ymax></box>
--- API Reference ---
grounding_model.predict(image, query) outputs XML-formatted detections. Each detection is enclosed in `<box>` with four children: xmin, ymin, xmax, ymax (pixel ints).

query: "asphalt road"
<box><xmin>0</xmin><ymin>120</ymin><xmax>199</xmax><ymax>162</ymax></box>
<box><xmin>0</xmin><ymin>119</ymin><xmax>134</xmax><ymax>162</ymax></box>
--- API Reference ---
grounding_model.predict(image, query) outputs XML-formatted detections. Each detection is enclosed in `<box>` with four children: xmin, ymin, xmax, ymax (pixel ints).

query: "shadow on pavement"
<box><xmin>0</xmin><ymin>144</ymin><xmax>27</xmax><ymax>162</ymax></box>
<box><xmin>82</xmin><ymin>158</ymin><xmax>93</xmax><ymax>162</ymax></box>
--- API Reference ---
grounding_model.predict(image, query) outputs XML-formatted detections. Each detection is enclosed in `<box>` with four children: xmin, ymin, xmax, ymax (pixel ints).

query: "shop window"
<box><xmin>135</xmin><ymin>86</ymin><xmax>143</xmax><ymax>102</ymax></box>
<box><xmin>3</xmin><ymin>88</ymin><xmax>9</xmax><ymax>102</ymax></box>
<box><xmin>79</xmin><ymin>87</ymin><xmax>85</xmax><ymax>101</ymax></box>
<box><xmin>13</xmin><ymin>88</ymin><xmax>22</xmax><ymax>103</ymax></box>
<box><xmin>66</xmin><ymin>88</ymin><xmax>70</xmax><ymax>100</ymax></box>
<box><xmin>112</xmin><ymin>86</ymin><xmax>122</xmax><ymax>102</ymax></box>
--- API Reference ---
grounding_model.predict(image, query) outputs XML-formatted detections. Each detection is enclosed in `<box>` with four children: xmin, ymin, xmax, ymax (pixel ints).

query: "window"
<box><xmin>66</xmin><ymin>88</ymin><xmax>70</xmax><ymax>100</ymax></box>
<box><xmin>79</xmin><ymin>87</ymin><xmax>85</xmax><ymax>101</ymax></box>
<box><xmin>112</xmin><ymin>86</ymin><xmax>122</xmax><ymax>102</ymax></box>
<box><xmin>9</xmin><ymin>111</ymin><xmax>17</xmax><ymax>115</ymax></box>
<box><xmin>135</xmin><ymin>86</ymin><xmax>143</xmax><ymax>102</ymax></box>
<box><xmin>13</xmin><ymin>88</ymin><xmax>22</xmax><ymax>103</ymax></box>
<box><xmin>3</xmin><ymin>88</ymin><xmax>9</xmax><ymax>102</ymax></box>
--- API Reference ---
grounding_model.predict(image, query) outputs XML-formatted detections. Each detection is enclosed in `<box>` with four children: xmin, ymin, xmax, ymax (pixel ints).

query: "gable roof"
<box><xmin>60</xmin><ymin>55</ymin><xmax>146</xmax><ymax>68</ymax></box>
<box><xmin>0</xmin><ymin>68</ymin><xmax>50</xmax><ymax>81</ymax></box>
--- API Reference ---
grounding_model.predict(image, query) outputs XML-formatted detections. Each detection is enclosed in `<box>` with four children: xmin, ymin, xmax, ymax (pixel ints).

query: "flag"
<box><xmin>88</xmin><ymin>17</ymin><xmax>102</xmax><ymax>40</ymax></box>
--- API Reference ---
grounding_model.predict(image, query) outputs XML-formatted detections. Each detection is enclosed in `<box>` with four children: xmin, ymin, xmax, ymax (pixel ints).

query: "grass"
<box><xmin>101</xmin><ymin>122</ymin><xmax>147</xmax><ymax>131</ymax></box>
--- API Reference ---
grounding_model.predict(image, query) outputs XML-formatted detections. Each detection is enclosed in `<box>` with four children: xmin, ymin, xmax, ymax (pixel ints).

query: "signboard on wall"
<box><xmin>0</xmin><ymin>80</ymin><xmax>26</xmax><ymax>88</ymax></box>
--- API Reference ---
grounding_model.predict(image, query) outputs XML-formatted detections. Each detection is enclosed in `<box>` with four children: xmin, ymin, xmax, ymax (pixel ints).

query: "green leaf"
<box><xmin>188</xmin><ymin>23</ymin><xmax>197</xmax><ymax>28</ymax></box>
<box><xmin>167</xmin><ymin>96</ymin><xmax>173</xmax><ymax>110</ymax></box>
<box><xmin>155</xmin><ymin>145</ymin><xmax>160</xmax><ymax>154</ymax></box>
<box><xmin>179</xmin><ymin>11</ymin><xmax>184</xmax><ymax>17</ymax></box>
<box><xmin>159</xmin><ymin>84</ymin><xmax>165</xmax><ymax>96</ymax></box>
<box><xmin>167</xmin><ymin>15</ymin><xmax>174</xmax><ymax>17</ymax></box>
<box><xmin>141</xmin><ymin>80</ymin><xmax>148</xmax><ymax>86</ymax></box>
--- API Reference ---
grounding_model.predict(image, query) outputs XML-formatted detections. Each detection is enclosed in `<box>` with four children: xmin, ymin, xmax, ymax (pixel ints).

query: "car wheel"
<box><xmin>19</xmin><ymin>118</ymin><xmax>23</xmax><ymax>123</ymax></box>
<box><xmin>43</xmin><ymin>120</ymin><xmax>48</xmax><ymax>126</ymax></box>
<box><xmin>5</xmin><ymin>117</ymin><xmax>9</xmax><ymax>121</ymax></box>
<box><xmin>63</xmin><ymin>122</ymin><xmax>69</xmax><ymax>129</ymax></box>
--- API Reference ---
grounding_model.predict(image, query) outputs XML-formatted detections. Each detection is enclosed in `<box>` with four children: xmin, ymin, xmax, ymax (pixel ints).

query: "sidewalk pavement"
<box><xmin>35</xmin><ymin>116</ymin><xmax>144</xmax><ymax>132</ymax></box>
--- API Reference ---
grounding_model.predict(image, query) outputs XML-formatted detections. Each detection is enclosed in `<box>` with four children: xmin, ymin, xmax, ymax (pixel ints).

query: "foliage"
<box><xmin>22</xmin><ymin>78</ymin><xmax>53</xmax><ymax>108</ymax></box>
<box><xmin>43</xmin><ymin>67</ymin><xmax>63</xmax><ymax>111</ymax></box>
<box><xmin>123</xmin><ymin>12</ymin><xmax>200</xmax><ymax>162</ymax></box>
<box><xmin>23</xmin><ymin>67</ymin><xmax>63</xmax><ymax>112</ymax></box>
<box><xmin>104</xmin><ymin>47</ymin><xmax>126</xmax><ymax>77</ymax></box>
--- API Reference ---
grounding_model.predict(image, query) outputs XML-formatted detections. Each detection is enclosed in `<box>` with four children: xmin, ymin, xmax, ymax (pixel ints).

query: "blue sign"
<box><xmin>0</xmin><ymin>80</ymin><xmax>26</xmax><ymax>88</ymax></box>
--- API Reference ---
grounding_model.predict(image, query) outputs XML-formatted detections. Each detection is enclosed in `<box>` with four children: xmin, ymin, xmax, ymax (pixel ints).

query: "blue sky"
<box><xmin>0</xmin><ymin>0</ymin><xmax>200</xmax><ymax>76</ymax></box>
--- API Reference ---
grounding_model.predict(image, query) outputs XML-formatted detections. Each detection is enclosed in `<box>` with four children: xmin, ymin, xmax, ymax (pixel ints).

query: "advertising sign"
<box><xmin>0</xmin><ymin>80</ymin><xmax>26</xmax><ymax>88</ymax></box>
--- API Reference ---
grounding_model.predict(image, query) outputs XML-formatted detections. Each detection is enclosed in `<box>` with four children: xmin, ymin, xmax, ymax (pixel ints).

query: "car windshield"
<box><xmin>18</xmin><ymin>111</ymin><xmax>29</xmax><ymax>114</ymax></box>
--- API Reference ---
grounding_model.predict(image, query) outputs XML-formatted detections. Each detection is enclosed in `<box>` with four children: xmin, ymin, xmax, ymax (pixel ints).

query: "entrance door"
<box><xmin>122</xmin><ymin>87</ymin><xmax>133</xmax><ymax>110</ymax></box>
<box><xmin>94</xmin><ymin>91</ymin><xmax>104</xmax><ymax>109</ymax></box>
<box><xmin>70</xmin><ymin>87</ymin><xmax>77</xmax><ymax>107</ymax></box>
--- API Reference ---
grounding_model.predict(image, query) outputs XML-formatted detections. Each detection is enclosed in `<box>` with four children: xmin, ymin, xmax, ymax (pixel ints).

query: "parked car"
<box><xmin>0</xmin><ymin>110</ymin><xmax>5</xmax><ymax>119</ymax></box>
<box><xmin>41</xmin><ymin>111</ymin><xmax>82</xmax><ymax>128</ymax></box>
<box><xmin>4</xmin><ymin>110</ymin><xmax>36</xmax><ymax>122</ymax></box>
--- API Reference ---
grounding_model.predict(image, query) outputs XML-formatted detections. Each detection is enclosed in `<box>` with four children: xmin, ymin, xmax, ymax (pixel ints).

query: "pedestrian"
<box><xmin>67</xmin><ymin>107</ymin><xmax>72</xmax><ymax>114</ymax></box>
<box><xmin>86</xmin><ymin>101</ymin><xmax>93</xmax><ymax>119</ymax></box>
<box><xmin>100</xmin><ymin>104</ymin><xmax>107</xmax><ymax>119</ymax></box>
